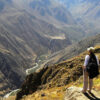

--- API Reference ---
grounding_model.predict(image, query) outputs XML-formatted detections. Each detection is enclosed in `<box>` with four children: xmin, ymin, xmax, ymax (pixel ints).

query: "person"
<box><xmin>82</xmin><ymin>47</ymin><xmax>99</xmax><ymax>93</ymax></box>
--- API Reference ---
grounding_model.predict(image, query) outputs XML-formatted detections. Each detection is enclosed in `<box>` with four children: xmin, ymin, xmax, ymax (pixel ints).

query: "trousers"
<box><xmin>83</xmin><ymin>70</ymin><xmax>93</xmax><ymax>91</ymax></box>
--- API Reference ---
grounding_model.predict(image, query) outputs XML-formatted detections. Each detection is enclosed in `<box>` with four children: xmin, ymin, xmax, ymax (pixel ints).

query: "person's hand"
<box><xmin>82</xmin><ymin>66</ymin><xmax>86</xmax><ymax>70</ymax></box>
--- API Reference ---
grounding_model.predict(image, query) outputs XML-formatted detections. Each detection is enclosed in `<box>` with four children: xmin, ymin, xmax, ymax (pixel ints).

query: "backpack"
<box><xmin>86</xmin><ymin>53</ymin><xmax>99</xmax><ymax>79</ymax></box>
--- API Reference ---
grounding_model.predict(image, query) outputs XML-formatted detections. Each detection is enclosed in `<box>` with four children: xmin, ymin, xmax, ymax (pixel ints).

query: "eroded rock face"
<box><xmin>64</xmin><ymin>86</ymin><xmax>100</xmax><ymax>100</ymax></box>
<box><xmin>16</xmin><ymin>67</ymin><xmax>48</xmax><ymax>100</ymax></box>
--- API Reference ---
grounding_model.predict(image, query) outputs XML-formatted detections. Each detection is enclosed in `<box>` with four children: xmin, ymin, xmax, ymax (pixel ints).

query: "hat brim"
<box><xmin>87</xmin><ymin>47</ymin><xmax>95</xmax><ymax>52</ymax></box>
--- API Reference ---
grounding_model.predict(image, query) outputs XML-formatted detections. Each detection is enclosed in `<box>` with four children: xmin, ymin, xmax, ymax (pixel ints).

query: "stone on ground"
<box><xmin>64</xmin><ymin>86</ymin><xmax>100</xmax><ymax>100</ymax></box>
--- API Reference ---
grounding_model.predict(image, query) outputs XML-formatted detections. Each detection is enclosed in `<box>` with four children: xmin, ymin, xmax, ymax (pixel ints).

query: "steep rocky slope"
<box><xmin>0</xmin><ymin>15</ymin><xmax>71</xmax><ymax>96</ymax></box>
<box><xmin>0</xmin><ymin>0</ymin><xmax>76</xmax><ymax>57</ymax></box>
<box><xmin>0</xmin><ymin>0</ymin><xmax>74</xmax><ymax>96</ymax></box>
<box><xmin>5</xmin><ymin>45</ymin><xmax>100</xmax><ymax>100</ymax></box>
<box><xmin>0</xmin><ymin>9</ymin><xmax>71</xmax><ymax>55</ymax></box>
<box><xmin>7</xmin><ymin>46</ymin><xmax>98</xmax><ymax>99</ymax></box>
<box><xmin>0</xmin><ymin>27</ymin><xmax>36</xmax><ymax>96</ymax></box>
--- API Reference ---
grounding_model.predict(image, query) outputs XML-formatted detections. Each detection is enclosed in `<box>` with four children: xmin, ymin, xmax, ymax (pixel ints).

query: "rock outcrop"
<box><xmin>64</xmin><ymin>86</ymin><xmax>100</xmax><ymax>100</ymax></box>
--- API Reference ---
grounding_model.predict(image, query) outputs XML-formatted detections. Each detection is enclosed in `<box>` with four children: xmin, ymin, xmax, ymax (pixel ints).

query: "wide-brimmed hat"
<box><xmin>87</xmin><ymin>47</ymin><xmax>95</xmax><ymax>52</ymax></box>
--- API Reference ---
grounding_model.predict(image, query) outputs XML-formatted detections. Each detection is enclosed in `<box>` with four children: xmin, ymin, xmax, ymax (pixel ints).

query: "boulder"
<box><xmin>64</xmin><ymin>86</ymin><xmax>100</xmax><ymax>100</ymax></box>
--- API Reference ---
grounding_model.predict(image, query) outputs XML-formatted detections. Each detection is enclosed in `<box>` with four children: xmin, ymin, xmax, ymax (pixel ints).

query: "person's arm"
<box><xmin>82</xmin><ymin>66</ymin><xmax>86</xmax><ymax>70</ymax></box>
<box><xmin>96</xmin><ymin>56</ymin><xmax>99</xmax><ymax>65</ymax></box>
<box><xmin>83</xmin><ymin>55</ymin><xmax>89</xmax><ymax>70</ymax></box>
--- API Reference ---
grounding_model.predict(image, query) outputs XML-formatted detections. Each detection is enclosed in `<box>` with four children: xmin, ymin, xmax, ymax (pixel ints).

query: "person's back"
<box><xmin>86</xmin><ymin>52</ymin><xmax>99</xmax><ymax>79</ymax></box>
<box><xmin>82</xmin><ymin>47</ymin><xmax>99</xmax><ymax>93</ymax></box>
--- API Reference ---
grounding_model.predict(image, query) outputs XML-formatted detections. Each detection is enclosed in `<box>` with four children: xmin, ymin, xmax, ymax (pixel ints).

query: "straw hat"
<box><xmin>87</xmin><ymin>47</ymin><xmax>95</xmax><ymax>52</ymax></box>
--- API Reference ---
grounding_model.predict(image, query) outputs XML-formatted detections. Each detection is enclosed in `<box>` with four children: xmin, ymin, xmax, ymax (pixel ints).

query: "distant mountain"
<box><xmin>29</xmin><ymin>0</ymin><xmax>75</xmax><ymax>25</ymax></box>
<box><xmin>56</xmin><ymin>0</ymin><xmax>100</xmax><ymax>36</ymax></box>
<box><xmin>11</xmin><ymin>0</ymin><xmax>86</xmax><ymax>42</ymax></box>
<box><xmin>55</xmin><ymin>0</ymin><xmax>100</xmax><ymax>10</ymax></box>
<box><xmin>0</xmin><ymin>0</ymin><xmax>75</xmax><ymax>96</ymax></box>
<box><xmin>42</xmin><ymin>34</ymin><xmax>100</xmax><ymax>66</ymax></box>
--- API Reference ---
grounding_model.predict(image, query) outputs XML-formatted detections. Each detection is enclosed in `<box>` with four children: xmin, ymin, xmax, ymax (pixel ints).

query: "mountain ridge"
<box><xmin>0</xmin><ymin>0</ymin><xmax>75</xmax><ymax>96</ymax></box>
<box><xmin>42</xmin><ymin>33</ymin><xmax>100</xmax><ymax>67</ymax></box>
<box><xmin>6</xmin><ymin>44</ymin><xmax>100</xmax><ymax>100</ymax></box>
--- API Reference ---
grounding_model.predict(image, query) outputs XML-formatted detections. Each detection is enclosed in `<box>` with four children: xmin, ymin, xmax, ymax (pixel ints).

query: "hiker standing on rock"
<box><xmin>82</xmin><ymin>47</ymin><xmax>99</xmax><ymax>93</ymax></box>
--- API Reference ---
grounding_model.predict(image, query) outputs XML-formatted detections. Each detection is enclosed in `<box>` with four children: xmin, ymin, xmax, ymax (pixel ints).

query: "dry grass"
<box><xmin>5</xmin><ymin>87</ymin><xmax>66</xmax><ymax>100</ymax></box>
<box><xmin>22</xmin><ymin>87</ymin><xmax>65</xmax><ymax>100</ymax></box>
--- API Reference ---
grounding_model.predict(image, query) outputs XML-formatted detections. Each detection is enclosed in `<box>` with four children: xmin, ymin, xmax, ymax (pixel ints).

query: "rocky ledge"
<box><xmin>64</xmin><ymin>86</ymin><xmax>100</xmax><ymax>100</ymax></box>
